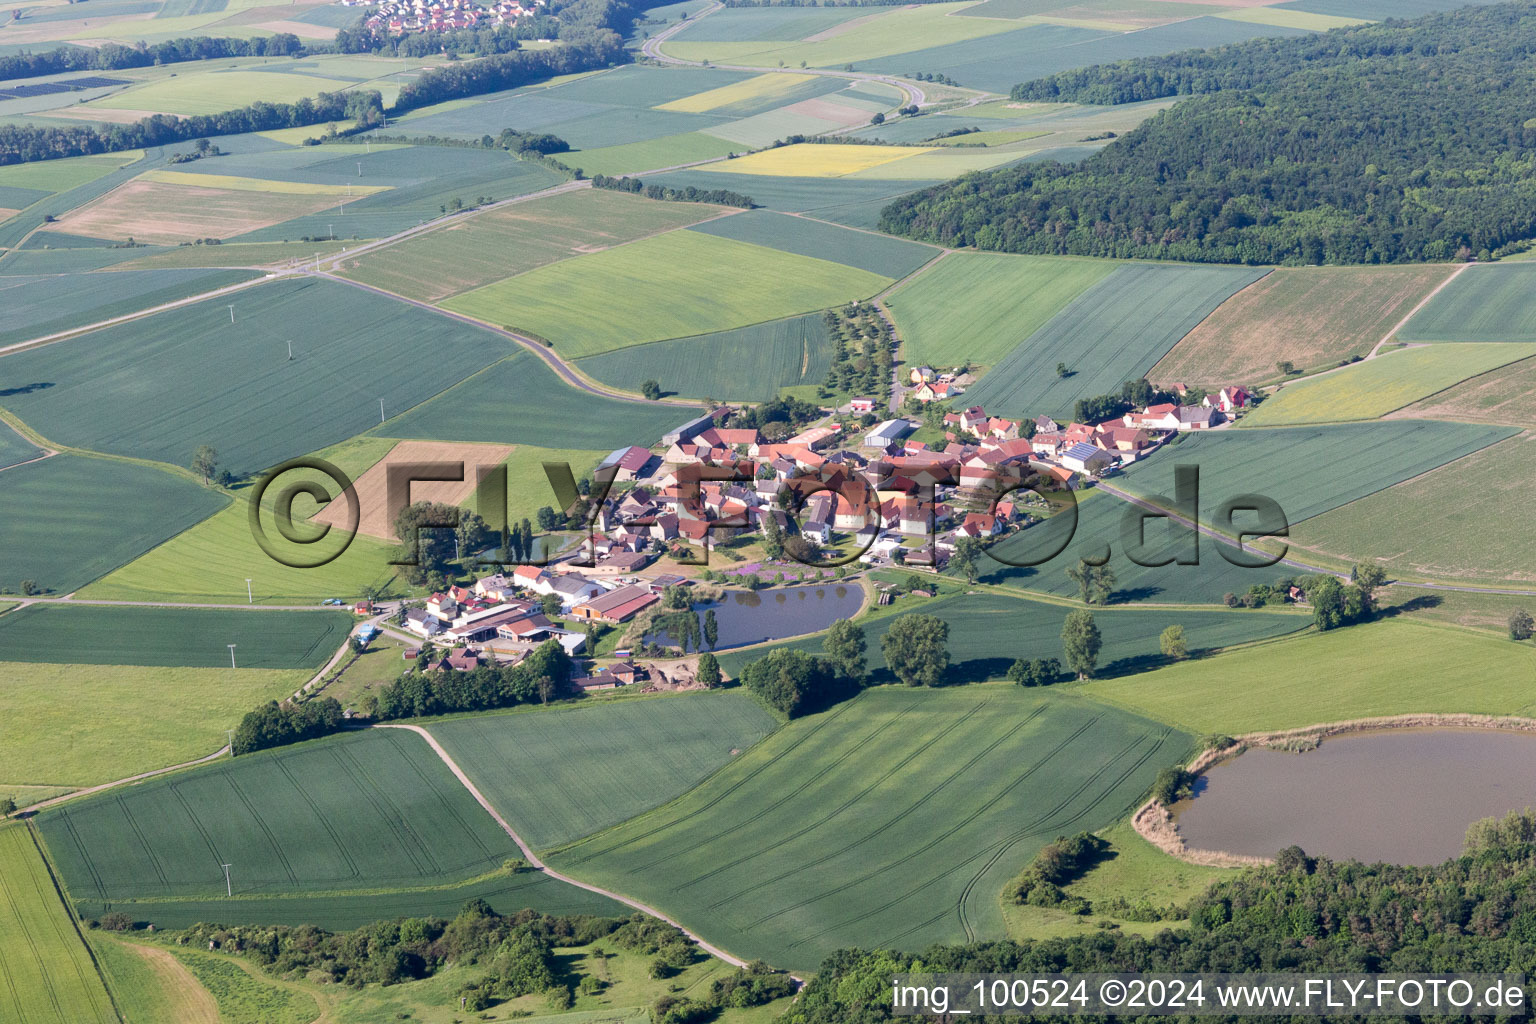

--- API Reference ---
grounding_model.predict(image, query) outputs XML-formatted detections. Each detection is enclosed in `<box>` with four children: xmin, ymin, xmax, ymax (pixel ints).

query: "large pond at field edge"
<box><xmin>1172</xmin><ymin>729</ymin><xmax>1536</xmax><ymax>865</ymax></box>
<box><xmin>645</xmin><ymin>583</ymin><xmax>865</xmax><ymax>650</ymax></box>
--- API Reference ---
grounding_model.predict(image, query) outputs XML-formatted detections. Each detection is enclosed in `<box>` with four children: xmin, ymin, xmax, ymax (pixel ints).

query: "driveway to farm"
<box><xmin>378</xmin><ymin>721</ymin><xmax>768</xmax><ymax>973</ymax></box>
<box><xmin>640</xmin><ymin>0</ymin><xmax>928</xmax><ymax>108</ymax></box>
<box><xmin>1095</xmin><ymin>481</ymin><xmax>1536</xmax><ymax>597</ymax></box>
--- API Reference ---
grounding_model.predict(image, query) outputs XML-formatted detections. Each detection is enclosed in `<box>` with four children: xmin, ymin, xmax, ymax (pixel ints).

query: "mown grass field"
<box><xmin>1398</xmin><ymin>264</ymin><xmax>1536</xmax><ymax>342</ymax></box>
<box><xmin>167</xmin><ymin>950</ymin><xmax>318</xmax><ymax>1024</ymax></box>
<box><xmin>687</xmin><ymin>208</ymin><xmax>936</xmax><ymax>278</ymax></box>
<box><xmin>963</xmin><ymin>263</ymin><xmax>1268</xmax><ymax>418</ymax></box>
<box><xmin>1241</xmin><ymin>343</ymin><xmax>1536</xmax><ymax>425</ymax></box>
<box><xmin>658</xmin><ymin>71</ymin><xmax>830</xmax><ymax>114</ymax></box>
<box><xmin>1151</xmin><ymin>265</ymin><xmax>1456</xmax><ymax>384</ymax></box>
<box><xmin>89</xmin><ymin>936</ymin><xmax>220</xmax><ymax>1024</ymax></box>
<box><xmin>547</xmin><ymin>685</ymin><xmax>1188</xmax><ymax>973</ymax></box>
<box><xmin>1394</xmin><ymin>354</ymin><xmax>1536</xmax><ymax>426</ymax></box>
<box><xmin>660</xmin><ymin>1</ymin><xmax>1020</xmax><ymax>68</ymax></box>
<box><xmin>569</xmin><ymin>131</ymin><xmax>743</xmax><ymax>176</ymax></box>
<box><xmin>0</xmin><ymin>455</ymin><xmax>229</xmax><ymax>598</ymax></box>
<box><xmin>339</xmin><ymin>188</ymin><xmax>722</xmax><ymax>302</ymax></box>
<box><xmin>88</xmin><ymin>70</ymin><xmax>359</xmax><ymax>116</ymax></box>
<box><xmin>697</xmin><ymin>143</ymin><xmax>933</xmax><ymax>178</ymax></box>
<box><xmin>0</xmin><ymin>824</ymin><xmax>118</xmax><ymax>1024</ymax></box>
<box><xmin>432</xmin><ymin>692</ymin><xmax>779</xmax><ymax>850</ymax></box>
<box><xmin>885</xmin><ymin>251</ymin><xmax>1114</xmax><ymax>368</ymax></box>
<box><xmin>0</xmin><ymin>277</ymin><xmax>513</xmax><ymax>476</ymax></box>
<box><xmin>1283</xmin><ymin>432</ymin><xmax>1536</xmax><ymax>584</ymax></box>
<box><xmin>1114</xmin><ymin>419</ymin><xmax>1517</xmax><ymax>526</ymax></box>
<box><xmin>0</xmin><ymin>266</ymin><xmax>256</xmax><ymax>350</ymax></box>
<box><xmin>0</xmin><ymin>151</ymin><xmax>142</xmax><ymax>195</ymax></box>
<box><xmin>0</xmin><ymin>604</ymin><xmax>352</xmax><ymax>668</ymax></box>
<box><xmin>574</xmin><ymin>312</ymin><xmax>831</xmax><ymax>402</ymax></box>
<box><xmin>439</xmin><ymin>229</ymin><xmax>890</xmax><ymax>357</ymax></box>
<box><xmin>0</xmin><ymin>662</ymin><xmax>308</xmax><ymax>787</ymax></box>
<box><xmin>716</xmin><ymin>589</ymin><xmax>1306</xmax><ymax>682</ymax></box>
<box><xmin>377</xmin><ymin>351</ymin><xmax>696</xmax><ymax>449</ymax></box>
<box><xmin>41</xmin><ymin>728</ymin><xmax>515</xmax><ymax>901</ymax></box>
<box><xmin>1082</xmin><ymin>619</ymin><xmax>1536</xmax><ymax>734</ymax></box>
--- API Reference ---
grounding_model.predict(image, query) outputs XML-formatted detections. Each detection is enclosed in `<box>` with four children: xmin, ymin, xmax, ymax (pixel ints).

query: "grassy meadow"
<box><xmin>1082</xmin><ymin>619</ymin><xmax>1536</xmax><ymax>733</ymax></box>
<box><xmin>0</xmin><ymin>824</ymin><xmax>118</xmax><ymax>1024</ymax></box>
<box><xmin>0</xmin><ymin>662</ymin><xmax>308</xmax><ymax>787</ymax></box>
<box><xmin>687</xmin><ymin>208</ymin><xmax>937</xmax><ymax>277</ymax></box>
<box><xmin>431</xmin><ymin>692</ymin><xmax>779</xmax><ymax>850</ymax></box>
<box><xmin>1151</xmin><ymin>265</ymin><xmax>1457</xmax><ymax>384</ymax></box>
<box><xmin>547</xmin><ymin>685</ymin><xmax>1188</xmax><ymax>973</ymax></box>
<box><xmin>440</xmin><ymin>229</ymin><xmax>890</xmax><ymax>357</ymax></box>
<box><xmin>1395</xmin><ymin>354</ymin><xmax>1536</xmax><ymax>426</ymax></box>
<box><xmin>338</xmin><ymin>188</ymin><xmax>723</xmax><ymax>303</ymax></box>
<box><xmin>1241</xmin><ymin>343</ymin><xmax>1536</xmax><ymax>425</ymax></box>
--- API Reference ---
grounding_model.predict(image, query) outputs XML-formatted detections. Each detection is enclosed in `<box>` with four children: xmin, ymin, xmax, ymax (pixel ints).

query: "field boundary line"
<box><xmin>22</xmin><ymin>821</ymin><xmax>128</xmax><ymax>1024</ymax></box>
<box><xmin>376</xmin><ymin>722</ymin><xmax>759</xmax><ymax>971</ymax></box>
<box><xmin>1368</xmin><ymin>261</ymin><xmax>1471</xmax><ymax>358</ymax></box>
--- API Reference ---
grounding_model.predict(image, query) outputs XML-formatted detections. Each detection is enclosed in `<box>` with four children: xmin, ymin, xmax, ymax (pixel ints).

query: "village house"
<box><xmin>570</xmin><ymin>583</ymin><xmax>660</xmax><ymax>623</ymax></box>
<box><xmin>1205</xmin><ymin>386</ymin><xmax>1252</xmax><ymax>414</ymax></box>
<box><xmin>1059</xmin><ymin>442</ymin><xmax>1113</xmax><ymax>475</ymax></box>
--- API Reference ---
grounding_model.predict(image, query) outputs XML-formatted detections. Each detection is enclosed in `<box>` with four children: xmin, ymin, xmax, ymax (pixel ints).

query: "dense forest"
<box><xmin>881</xmin><ymin>2</ymin><xmax>1536</xmax><ymax>265</ymax></box>
<box><xmin>782</xmin><ymin>809</ymin><xmax>1536</xmax><ymax>1023</ymax></box>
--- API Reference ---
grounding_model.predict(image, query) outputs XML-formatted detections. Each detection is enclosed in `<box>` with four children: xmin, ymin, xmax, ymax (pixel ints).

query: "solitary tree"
<box><xmin>1065</xmin><ymin>560</ymin><xmax>1116</xmax><ymax>605</ymax></box>
<box><xmin>584</xmin><ymin>623</ymin><xmax>599</xmax><ymax>656</ymax></box>
<box><xmin>703</xmin><ymin>608</ymin><xmax>719</xmax><ymax>649</ymax></box>
<box><xmin>1511</xmin><ymin>608</ymin><xmax>1535</xmax><ymax>642</ymax></box>
<box><xmin>1159</xmin><ymin>624</ymin><xmax>1187</xmax><ymax>660</ymax></box>
<box><xmin>19</xmin><ymin>579</ymin><xmax>38</xmax><ymax>597</ymax></box>
<box><xmin>1308</xmin><ymin>576</ymin><xmax>1345</xmax><ymax>630</ymax></box>
<box><xmin>823</xmin><ymin>618</ymin><xmax>867</xmax><ymax>685</ymax></box>
<box><xmin>540</xmin><ymin>593</ymin><xmax>563</xmax><ymax>618</ymax></box>
<box><xmin>1061</xmin><ymin>610</ymin><xmax>1102</xmax><ymax>680</ymax></box>
<box><xmin>1276</xmin><ymin>360</ymin><xmax>1296</xmax><ymax>376</ymax></box>
<box><xmin>696</xmin><ymin>651</ymin><xmax>721</xmax><ymax>688</ymax></box>
<box><xmin>951</xmin><ymin>536</ymin><xmax>982</xmax><ymax>585</ymax></box>
<box><xmin>880</xmin><ymin>613</ymin><xmax>949</xmax><ymax>687</ymax></box>
<box><xmin>191</xmin><ymin>444</ymin><xmax>218</xmax><ymax>485</ymax></box>
<box><xmin>0</xmin><ymin>796</ymin><xmax>15</xmax><ymax>818</ymax></box>
<box><xmin>762</xmin><ymin>512</ymin><xmax>784</xmax><ymax>559</ymax></box>
<box><xmin>1352</xmin><ymin>560</ymin><xmax>1387</xmax><ymax>606</ymax></box>
<box><xmin>640</xmin><ymin>379</ymin><xmax>663</xmax><ymax>401</ymax></box>
<box><xmin>1007</xmin><ymin>657</ymin><xmax>1060</xmax><ymax>687</ymax></box>
<box><xmin>1056</xmin><ymin>362</ymin><xmax>1069</xmax><ymax>378</ymax></box>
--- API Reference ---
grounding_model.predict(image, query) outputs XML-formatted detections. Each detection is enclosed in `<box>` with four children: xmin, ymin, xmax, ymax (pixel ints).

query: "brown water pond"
<box><xmin>1172</xmin><ymin>729</ymin><xmax>1536</xmax><ymax>865</ymax></box>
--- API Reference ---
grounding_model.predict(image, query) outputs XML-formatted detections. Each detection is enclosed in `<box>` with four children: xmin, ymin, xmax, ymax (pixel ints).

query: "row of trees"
<box><xmin>1</xmin><ymin>88</ymin><xmax>381</xmax><ymax>165</ymax></box>
<box><xmin>590</xmin><ymin>174</ymin><xmax>756</xmax><ymax>208</ymax></box>
<box><xmin>374</xmin><ymin>638</ymin><xmax>571</xmax><ymax>719</ymax></box>
<box><xmin>881</xmin><ymin>3</ymin><xmax>1536</xmax><ymax>265</ymax></box>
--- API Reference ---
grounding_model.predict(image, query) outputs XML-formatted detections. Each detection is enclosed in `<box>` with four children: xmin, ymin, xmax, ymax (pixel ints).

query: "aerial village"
<box><xmin>368</xmin><ymin>372</ymin><xmax>1254</xmax><ymax>695</ymax></box>
<box><xmin>338</xmin><ymin>0</ymin><xmax>545</xmax><ymax>35</ymax></box>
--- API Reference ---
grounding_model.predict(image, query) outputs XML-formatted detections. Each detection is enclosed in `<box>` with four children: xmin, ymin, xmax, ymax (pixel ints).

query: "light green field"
<box><xmin>1398</xmin><ymin>264</ymin><xmax>1536</xmax><ymax>342</ymax></box>
<box><xmin>698</xmin><ymin>143</ymin><xmax>933</xmax><ymax>178</ymax></box>
<box><xmin>469</xmin><ymin>443</ymin><xmax>612</xmax><ymax>529</ymax></box>
<box><xmin>0</xmin><ymin>824</ymin><xmax>117</xmax><ymax>1024</ymax></box>
<box><xmin>929</xmin><ymin>128</ymin><xmax>1051</xmax><ymax>146</ymax></box>
<box><xmin>661</xmin><ymin>1</ymin><xmax>1018</xmax><ymax>67</ymax></box>
<box><xmin>1082</xmin><ymin>620</ymin><xmax>1536</xmax><ymax>734</ymax></box>
<box><xmin>1394</xmin><ymin>354</ymin><xmax>1536</xmax><ymax>426</ymax></box>
<box><xmin>440</xmin><ymin>229</ymin><xmax>891</xmax><ymax>357</ymax></box>
<box><xmin>1213</xmin><ymin>6</ymin><xmax>1369</xmax><ymax>29</ymax></box>
<box><xmin>88</xmin><ymin>936</ymin><xmax>214</xmax><ymax>1024</ymax></box>
<box><xmin>108</xmin><ymin>239</ymin><xmax>354</xmax><ymax>269</ymax></box>
<box><xmin>78</xmin><ymin>500</ymin><xmax>401</xmax><ymax>605</ymax></box>
<box><xmin>659</xmin><ymin>71</ymin><xmax>822</xmax><ymax>112</ymax></box>
<box><xmin>0</xmin><ymin>662</ymin><xmax>307</xmax><ymax>787</ymax></box>
<box><xmin>571</xmin><ymin>131</ymin><xmax>744</xmax><ymax>176</ymax></box>
<box><xmin>0</xmin><ymin>151</ymin><xmax>142</xmax><ymax>194</ymax></box>
<box><xmin>90</xmin><ymin>71</ymin><xmax>359</xmax><ymax>116</ymax></box>
<box><xmin>844</xmin><ymin>147</ymin><xmax>1033</xmax><ymax>179</ymax></box>
<box><xmin>1282</xmin><ymin>432</ymin><xmax>1536</xmax><ymax>585</ymax></box>
<box><xmin>547</xmin><ymin>685</ymin><xmax>1187</xmax><ymax>973</ymax></box>
<box><xmin>885</xmin><ymin>251</ymin><xmax>1114</xmax><ymax>367</ymax></box>
<box><xmin>432</xmin><ymin>692</ymin><xmax>779</xmax><ymax>850</ymax></box>
<box><xmin>339</xmin><ymin>188</ymin><xmax>721</xmax><ymax>303</ymax></box>
<box><xmin>1242</xmin><ymin>343</ymin><xmax>1536</xmax><ymax>425</ymax></box>
<box><xmin>0</xmin><ymin>785</ymin><xmax>73</xmax><ymax>811</ymax></box>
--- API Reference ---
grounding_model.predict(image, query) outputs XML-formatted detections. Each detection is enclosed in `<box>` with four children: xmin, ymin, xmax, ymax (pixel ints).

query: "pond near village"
<box><xmin>646</xmin><ymin>583</ymin><xmax>866</xmax><ymax>650</ymax></box>
<box><xmin>1172</xmin><ymin>729</ymin><xmax>1536</xmax><ymax>865</ymax></box>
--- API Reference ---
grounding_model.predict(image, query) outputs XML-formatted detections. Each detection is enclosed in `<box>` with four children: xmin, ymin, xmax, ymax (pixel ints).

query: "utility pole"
<box><xmin>227</xmin><ymin>304</ymin><xmax>235</xmax><ymax>324</ymax></box>
<box><xmin>328</xmin><ymin>223</ymin><xmax>334</xmax><ymax>240</ymax></box>
<box><xmin>286</xmin><ymin>340</ymin><xmax>293</xmax><ymax>361</ymax></box>
<box><xmin>221</xmin><ymin>863</ymin><xmax>233</xmax><ymax>897</ymax></box>
<box><xmin>245</xmin><ymin>578</ymin><xmax>253</xmax><ymax>604</ymax></box>
<box><xmin>379</xmin><ymin>398</ymin><xmax>385</xmax><ymax>423</ymax></box>
<box><xmin>357</xmin><ymin>161</ymin><xmax>362</xmax><ymax>176</ymax></box>
<box><xmin>227</xmin><ymin>644</ymin><xmax>237</xmax><ymax>669</ymax></box>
